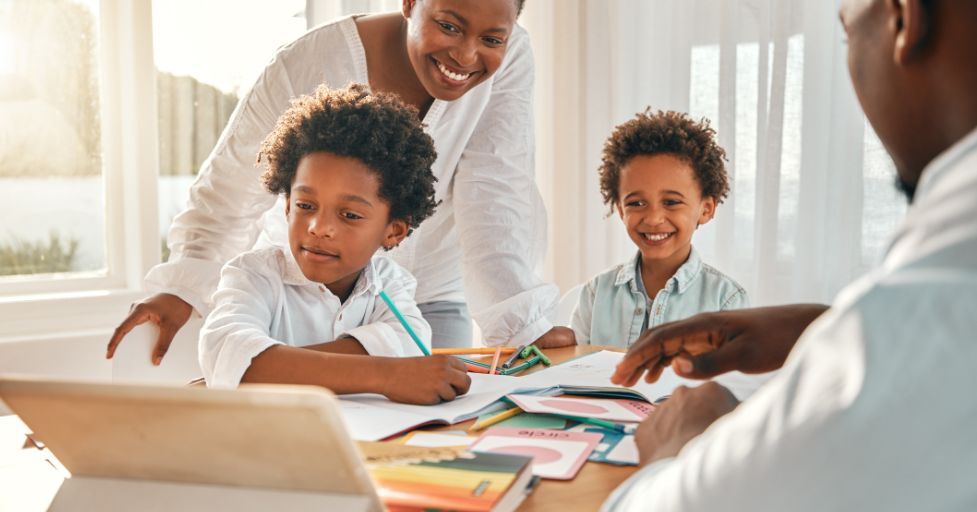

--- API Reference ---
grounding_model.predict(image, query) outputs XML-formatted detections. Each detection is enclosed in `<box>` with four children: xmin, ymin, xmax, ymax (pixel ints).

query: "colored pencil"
<box><xmin>463</xmin><ymin>362</ymin><xmax>490</xmax><ymax>374</ymax></box>
<box><xmin>378</xmin><ymin>290</ymin><xmax>430</xmax><ymax>356</ymax></box>
<box><xmin>432</xmin><ymin>347</ymin><xmax>518</xmax><ymax>356</ymax></box>
<box><xmin>563</xmin><ymin>415</ymin><xmax>626</xmax><ymax>432</ymax></box>
<box><xmin>488</xmin><ymin>347</ymin><xmax>503</xmax><ymax>375</ymax></box>
<box><xmin>469</xmin><ymin>407</ymin><xmax>524</xmax><ymax>432</ymax></box>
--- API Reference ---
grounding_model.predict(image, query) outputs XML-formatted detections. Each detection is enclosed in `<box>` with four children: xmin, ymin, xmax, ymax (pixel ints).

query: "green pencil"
<box><xmin>378</xmin><ymin>290</ymin><xmax>431</xmax><ymax>356</ymax></box>
<box><xmin>563</xmin><ymin>415</ymin><xmax>626</xmax><ymax>432</ymax></box>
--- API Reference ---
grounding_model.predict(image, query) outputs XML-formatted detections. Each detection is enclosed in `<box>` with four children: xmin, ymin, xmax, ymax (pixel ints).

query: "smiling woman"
<box><xmin>108</xmin><ymin>0</ymin><xmax>571</xmax><ymax>365</ymax></box>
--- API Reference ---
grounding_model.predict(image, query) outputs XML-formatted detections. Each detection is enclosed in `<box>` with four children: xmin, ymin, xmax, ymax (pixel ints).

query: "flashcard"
<box><xmin>506</xmin><ymin>394</ymin><xmax>651</xmax><ymax>423</ymax></box>
<box><xmin>468</xmin><ymin>427</ymin><xmax>601</xmax><ymax>480</ymax></box>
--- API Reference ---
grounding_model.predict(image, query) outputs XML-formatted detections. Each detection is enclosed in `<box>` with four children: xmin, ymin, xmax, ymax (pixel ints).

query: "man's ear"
<box><xmin>893</xmin><ymin>0</ymin><xmax>930</xmax><ymax>65</ymax></box>
<box><xmin>698</xmin><ymin>197</ymin><xmax>717</xmax><ymax>226</ymax></box>
<box><xmin>383</xmin><ymin>219</ymin><xmax>410</xmax><ymax>250</ymax></box>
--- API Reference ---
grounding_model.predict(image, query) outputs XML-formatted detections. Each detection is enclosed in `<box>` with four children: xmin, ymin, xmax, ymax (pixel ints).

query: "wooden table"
<box><xmin>0</xmin><ymin>345</ymin><xmax>639</xmax><ymax>511</ymax></box>
<box><xmin>435</xmin><ymin>345</ymin><xmax>638</xmax><ymax>511</ymax></box>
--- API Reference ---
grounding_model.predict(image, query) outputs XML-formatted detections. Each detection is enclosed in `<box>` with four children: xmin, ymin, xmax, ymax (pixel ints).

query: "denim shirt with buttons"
<box><xmin>570</xmin><ymin>247</ymin><xmax>749</xmax><ymax>348</ymax></box>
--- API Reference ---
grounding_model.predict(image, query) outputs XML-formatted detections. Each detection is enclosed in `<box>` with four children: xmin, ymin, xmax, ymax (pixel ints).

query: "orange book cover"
<box><xmin>368</xmin><ymin>450</ymin><xmax>534</xmax><ymax>512</ymax></box>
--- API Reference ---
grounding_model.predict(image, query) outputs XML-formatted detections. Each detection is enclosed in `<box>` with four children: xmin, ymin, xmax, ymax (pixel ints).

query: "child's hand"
<box><xmin>106</xmin><ymin>293</ymin><xmax>194</xmax><ymax>365</ymax></box>
<box><xmin>380</xmin><ymin>355</ymin><xmax>472</xmax><ymax>405</ymax></box>
<box><xmin>532</xmin><ymin>326</ymin><xmax>577</xmax><ymax>349</ymax></box>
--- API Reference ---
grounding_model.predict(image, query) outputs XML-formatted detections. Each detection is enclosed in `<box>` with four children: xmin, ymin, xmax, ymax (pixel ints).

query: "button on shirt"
<box><xmin>145</xmin><ymin>15</ymin><xmax>558</xmax><ymax>347</ymax></box>
<box><xmin>199</xmin><ymin>246</ymin><xmax>430</xmax><ymax>388</ymax></box>
<box><xmin>603</xmin><ymin>128</ymin><xmax>977</xmax><ymax>511</ymax></box>
<box><xmin>570</xmin><ymin>248</ymin><xmax>748</xmax><ymax>347</ymax></box>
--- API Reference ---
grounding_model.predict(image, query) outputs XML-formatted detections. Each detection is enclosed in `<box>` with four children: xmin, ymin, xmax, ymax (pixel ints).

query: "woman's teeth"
<box><xmin>436</xmin><ymin>60</ymin><xmax>472</xmax><ymax>81</ymax></box>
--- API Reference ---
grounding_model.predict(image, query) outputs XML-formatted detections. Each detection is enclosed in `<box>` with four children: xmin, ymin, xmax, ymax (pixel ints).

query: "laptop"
<box><xmin>0</xmin><ymin>376</ymin><xmax>383</xmax><ymax>512</ymax></box>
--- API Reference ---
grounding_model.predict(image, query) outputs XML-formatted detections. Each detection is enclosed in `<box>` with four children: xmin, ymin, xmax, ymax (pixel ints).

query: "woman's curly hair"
<box><xmin>598</xmin><ymin>109</ymin><xmax>730</xmax><ymax>214</ymax></box>
<box><xmin>259</xmin><ymin>83</ymin><xmax>439</xmax><ymax>235</ymax></box>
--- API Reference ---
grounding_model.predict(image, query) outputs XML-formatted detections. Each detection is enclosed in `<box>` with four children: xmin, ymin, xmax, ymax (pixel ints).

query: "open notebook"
<box><xmin>339</xmin><ymin>350</ymin><xmax>766</xmax><ymax>441</ymax></box>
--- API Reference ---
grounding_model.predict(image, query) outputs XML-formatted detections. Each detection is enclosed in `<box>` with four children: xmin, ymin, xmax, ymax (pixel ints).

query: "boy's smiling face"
<box><xmin>286</xmin><ymin>151</ymin><xmax>407</xmax><ymax>299</ymax></box>
<box><xmin>617</xmin><ymin>154</ymin><xmax>716</xmax><ymax>270</ymax></box>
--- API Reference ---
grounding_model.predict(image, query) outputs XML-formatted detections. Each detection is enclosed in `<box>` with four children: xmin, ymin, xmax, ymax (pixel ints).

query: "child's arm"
<box><xmin>242</xmin><ymin>348</ymin><xmax>471</xmax><ymax>404</ymax></box>
<box><xmin>201</xmin><ymin>255</ymin><xmax>469</xmax><ymax>403</ymax></box>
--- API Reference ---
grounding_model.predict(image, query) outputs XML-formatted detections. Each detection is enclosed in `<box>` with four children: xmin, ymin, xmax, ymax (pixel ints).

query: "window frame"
<box><xmin>0</xmin><ymin>0</ymin><xmax>158</xmax><ymax>339</ymax></box>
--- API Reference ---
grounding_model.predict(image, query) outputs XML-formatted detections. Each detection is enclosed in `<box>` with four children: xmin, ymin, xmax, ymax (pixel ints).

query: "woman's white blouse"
<box><xmin>147</xmin><ymin>16</ymin><xmax>558</xmax><ymax>346</ymax></box>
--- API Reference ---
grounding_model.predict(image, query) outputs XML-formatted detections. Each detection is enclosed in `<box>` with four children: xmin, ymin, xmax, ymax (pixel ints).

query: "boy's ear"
<box><xmin>697</xmin><ymin>197</ymin><xmax>717</xmax><ymax>226</ymax></box>
<box><xmin>383</xmin><ymin>218</ymin><xmax>410</xmax><ymax>250</ymax></box>
<box><xmin>283</xmin><ymin>194</ymin><xmax>290</xmax><ymax>215</ymax></box>
<box><xmin>615</xmin><ymin>203</ymin><xmax>625</xmax><ymax>220</ymax></box>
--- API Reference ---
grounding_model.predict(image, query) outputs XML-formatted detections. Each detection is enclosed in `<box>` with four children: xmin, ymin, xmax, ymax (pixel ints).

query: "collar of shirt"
<box><xmin>614</xmin><ymin>247</ymin><xmax>704</xmax><ymax>296</ymax></box>
<box><xmin>913</xmin><ymin>125</ymin><xmax>977</xmax><ymax>202</ymax></box>
<box><xmin>278</xmin><ymin>245</ymin><xmax>383</xmax><ymax>299</ymax></box>
<box><xmin>883</xmin><ymin>125</ymin><xmax>977</xmax><ymax>268</ymax></box>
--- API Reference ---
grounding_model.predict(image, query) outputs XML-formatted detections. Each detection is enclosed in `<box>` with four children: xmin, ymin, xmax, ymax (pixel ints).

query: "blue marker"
<box><xmin>378</xmin><ymin>290</ymin><xmax>431</xmax><ymax>356</ymax></box>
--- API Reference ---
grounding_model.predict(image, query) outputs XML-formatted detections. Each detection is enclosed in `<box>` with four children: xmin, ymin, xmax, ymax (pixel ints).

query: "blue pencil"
<box><xmin>378</xmin><ymin>290</ymin><xmax>431</xmax><ymax>356</ymax></box>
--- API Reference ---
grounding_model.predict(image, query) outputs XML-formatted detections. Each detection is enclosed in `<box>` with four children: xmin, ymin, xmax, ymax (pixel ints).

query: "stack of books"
<box><xmin>359</xmin><ymin>442</ymin><xmax>535</xmax><ymax>512</ymax></box>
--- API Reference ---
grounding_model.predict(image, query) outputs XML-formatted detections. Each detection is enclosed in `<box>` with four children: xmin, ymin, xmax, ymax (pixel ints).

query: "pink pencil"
<box><xmin>488</xmin><ymin>347</ymin><xmax>503</xmax><ymax>375</ymax></box>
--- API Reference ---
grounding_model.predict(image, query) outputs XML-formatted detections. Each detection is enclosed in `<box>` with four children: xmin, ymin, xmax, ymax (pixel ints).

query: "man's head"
<box><xmin>259</xmin><ymin>84</ymin><xmax>438</xmax><ymax>297</ymax></box>
<box><xmin>840</xmin><ymin>0</ymin><xmax>977</xmax><ymax>201</ymax></box>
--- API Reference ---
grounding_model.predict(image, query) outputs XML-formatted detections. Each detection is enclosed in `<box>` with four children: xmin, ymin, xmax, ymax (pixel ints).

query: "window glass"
<box><xmin>152</xmin><ymin>0</ymin><xmax>307</xmax><ymax>261</ymax></box>
<box><xmin>0</xmin><ymin>0</ymin><xmax>105</xmax><ymax>278</ymax></box>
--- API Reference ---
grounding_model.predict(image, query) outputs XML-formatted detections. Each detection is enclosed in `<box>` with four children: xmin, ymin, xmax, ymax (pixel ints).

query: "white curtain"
<box><xmin>525</xmin><ymin>0</ymin><xmax>906</xmax><ymax>308</ymax></box>
<box><xmin>305</xmin><ymin>0</ymin><xmax>399</xmax><ymax>28</ymax></box>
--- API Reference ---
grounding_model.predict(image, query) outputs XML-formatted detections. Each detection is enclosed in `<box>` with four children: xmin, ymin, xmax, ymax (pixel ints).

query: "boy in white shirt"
<box><xmin>199</xmin><ymin>84</ymin><xmax>470</xmax><ymax>405</ymax></box>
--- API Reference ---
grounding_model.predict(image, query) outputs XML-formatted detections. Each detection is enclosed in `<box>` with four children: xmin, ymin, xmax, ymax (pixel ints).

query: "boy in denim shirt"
<box><xmin>571</xmin><ymin>110</ymin><xmax>747</xmax><ymax>347</ymax></box>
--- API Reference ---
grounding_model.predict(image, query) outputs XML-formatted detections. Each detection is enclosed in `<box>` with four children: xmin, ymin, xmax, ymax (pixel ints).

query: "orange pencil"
<box><xmin>431</xmin><ymin>347</ymin><xmax>518</xmax><ymax>356</ymax></box>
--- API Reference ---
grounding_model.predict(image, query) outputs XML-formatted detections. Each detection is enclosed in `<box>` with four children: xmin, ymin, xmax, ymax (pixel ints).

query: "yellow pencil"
<box><xmin>431</xmin><ymin>347</ymin><xmax>518</xmax><ymax>356</ymax></box>
<box><xmin>468</xmin><ymin>407</ymin><xmax>523</xmax><ymax>432</ymax></box>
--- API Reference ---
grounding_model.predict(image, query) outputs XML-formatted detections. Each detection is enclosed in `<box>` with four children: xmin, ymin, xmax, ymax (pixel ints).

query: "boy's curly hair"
<box><xmin>260</xmin><ymin>83</ymin><xmax>438</xmax><ymax>235</ymax></box>
<box><xmin>598</xmin><ymin>109</ymin><xmax>730</xmax><ymax>213</ymax></box>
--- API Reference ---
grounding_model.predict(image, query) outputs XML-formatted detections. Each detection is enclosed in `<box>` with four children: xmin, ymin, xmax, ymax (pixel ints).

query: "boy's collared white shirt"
<box><xmin>199</xmin><ymin>245</ymin><xmax>430</xmax><ymax>388</ymax></box>
<box><xmin>570</xmin><ymin>247</ymin><xmax>748</xmax><ymax>347</ymax></box>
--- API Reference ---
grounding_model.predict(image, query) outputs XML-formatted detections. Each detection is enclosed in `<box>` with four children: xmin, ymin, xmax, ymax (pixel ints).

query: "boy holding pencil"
<box><xmin>198</xmin><ymin>84</ymin><xmax>470</xmax><ymax>405</ymax></box>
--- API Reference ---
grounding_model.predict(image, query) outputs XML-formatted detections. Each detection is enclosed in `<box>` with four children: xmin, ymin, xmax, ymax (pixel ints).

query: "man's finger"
<box><xmin>614</xmin><ymin>318</ymin><xmax>720</xmax><ymax>380</ymax></box>
<box><xmin>683</xmin><ymin>348</ymin><xmax>739</xmax><ymax>379</ymax></box>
